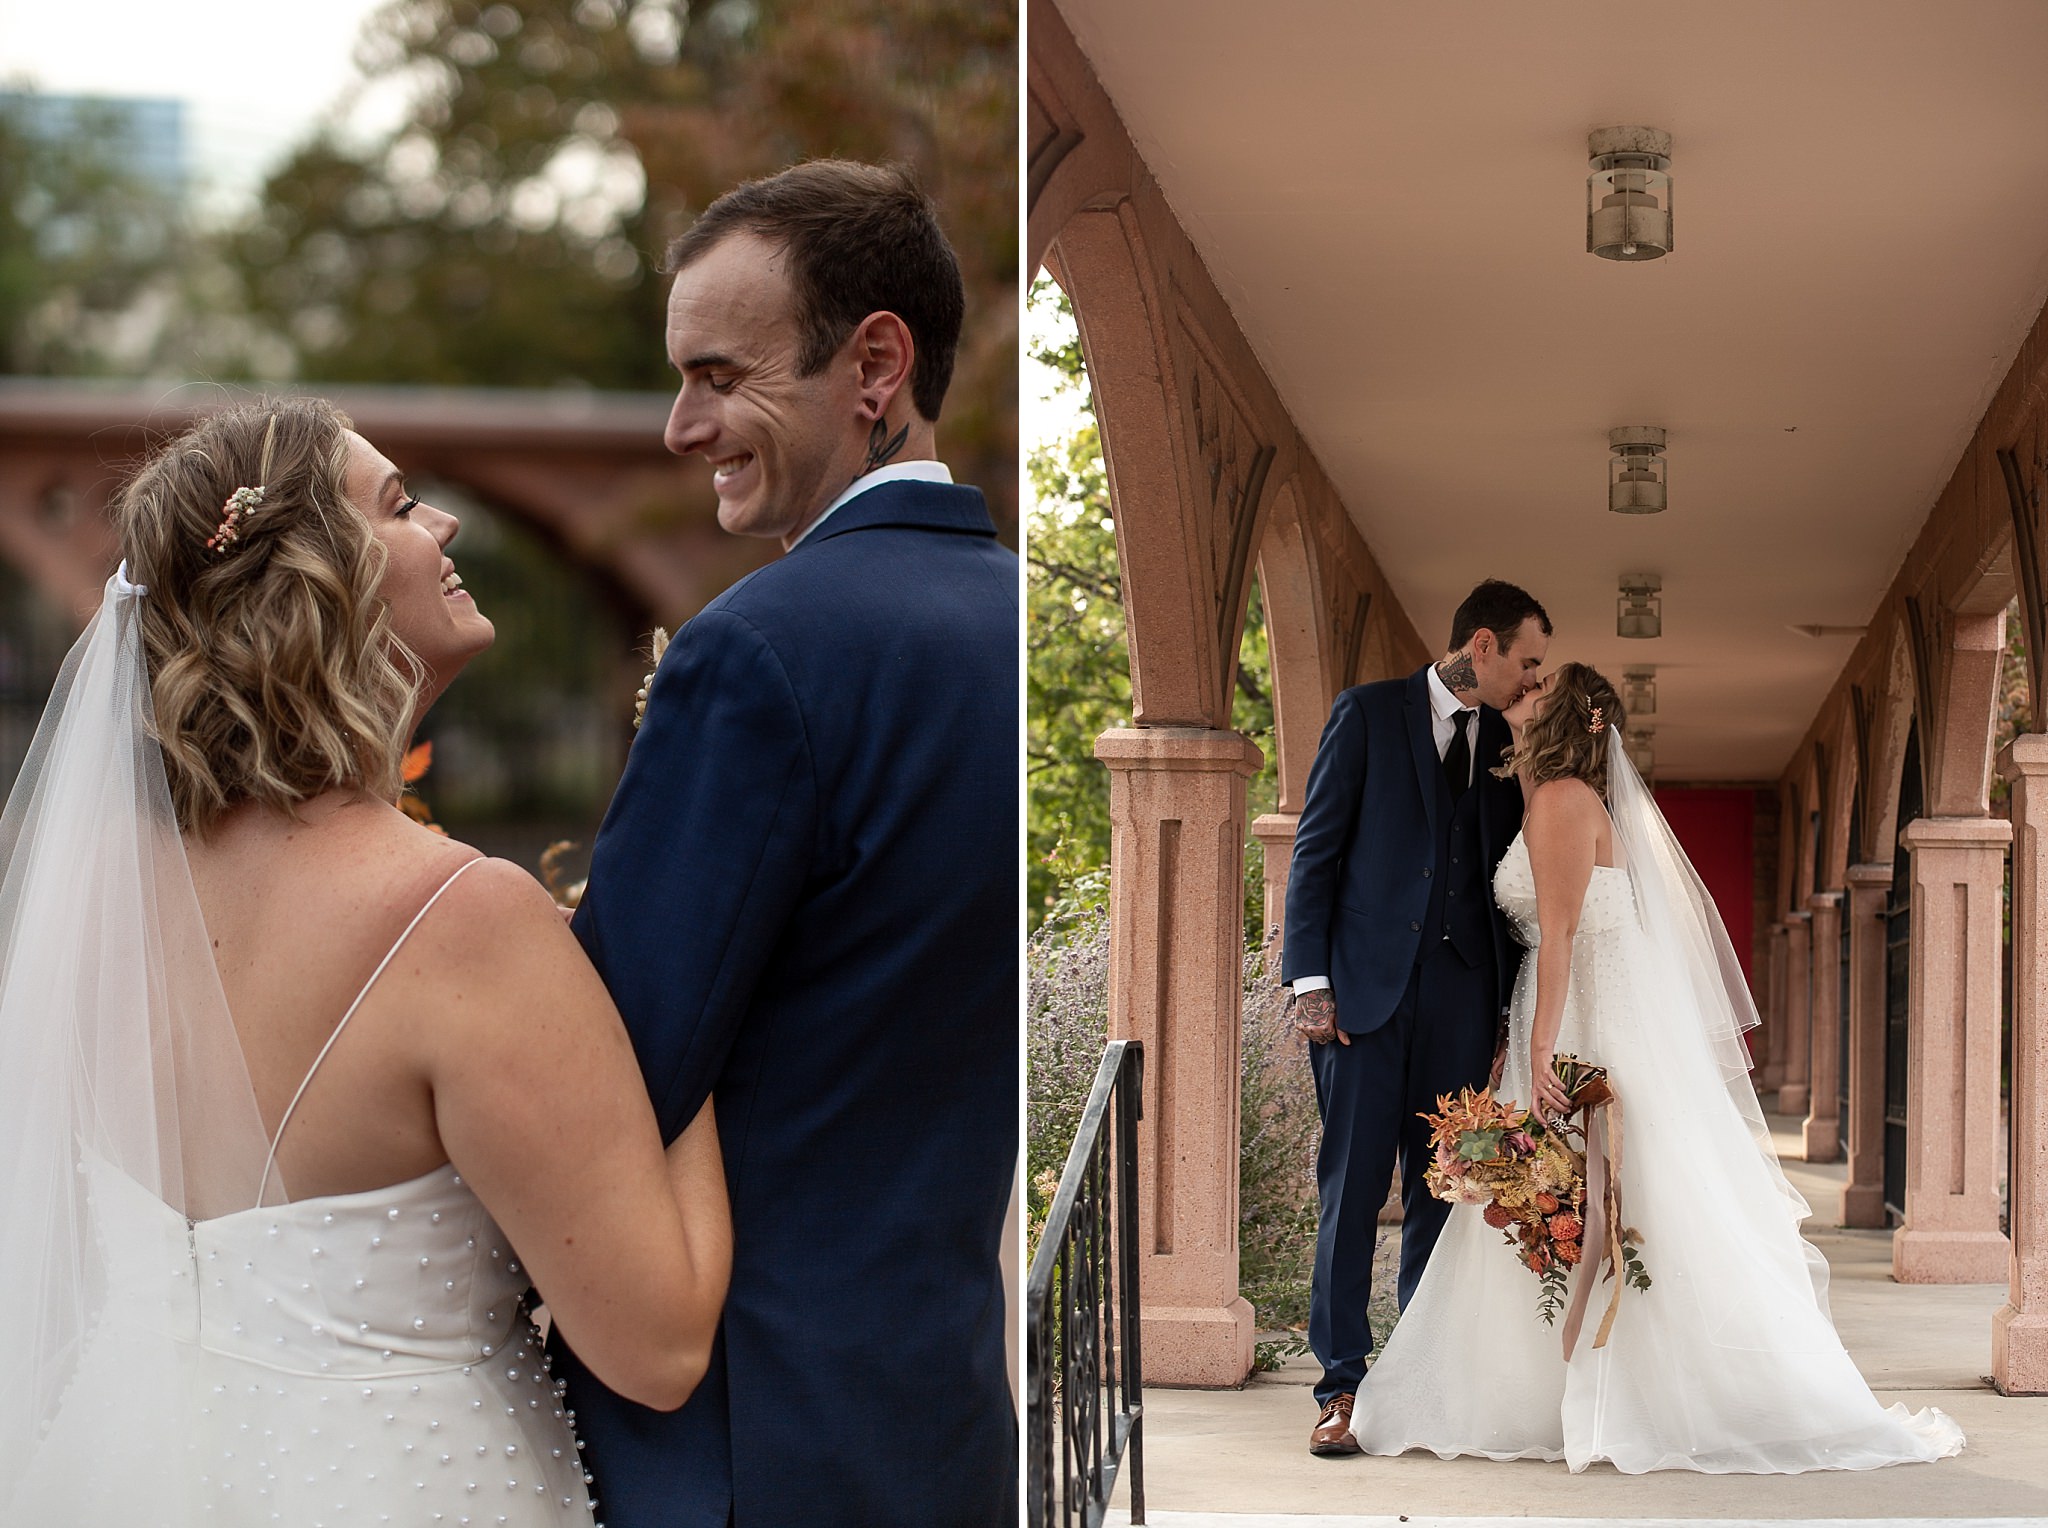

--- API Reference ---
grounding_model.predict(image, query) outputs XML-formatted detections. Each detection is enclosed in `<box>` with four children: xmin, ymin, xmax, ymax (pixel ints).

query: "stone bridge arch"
<box><xmin>0</xmin><ymin>381</ymin><xmax>774</xmax><ymax>631</ymax></box>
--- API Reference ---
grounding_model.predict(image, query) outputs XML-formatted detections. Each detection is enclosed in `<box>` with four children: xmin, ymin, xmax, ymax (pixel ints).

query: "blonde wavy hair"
<box><xmin>1492</xmin><ymin>662</ymin><xmax>1625</xmax><ymax>799</ymax></box>
<box><xmin>112</xmin><ymin>398</ymin><xmax>423</xmax><ymax>834</ymax></box>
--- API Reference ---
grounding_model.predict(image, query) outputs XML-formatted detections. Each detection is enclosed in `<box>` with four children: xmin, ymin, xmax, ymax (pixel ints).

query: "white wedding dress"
<box><xmin>1350</xmin><ymin>830</ymin><xmax>1966</xmax><ymax>1474</ymax></box>
<box><xmin>4</xmin><ymin>863</ymin><xmax>598</xmax><ymax>1527</ymax></box>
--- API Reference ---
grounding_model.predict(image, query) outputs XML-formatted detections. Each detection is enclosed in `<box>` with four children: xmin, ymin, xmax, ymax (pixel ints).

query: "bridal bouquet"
<box><xmin>1424</xmin><ymin>1056</ymin><xmax>1650</xmax><ymax>1331</ymax></box>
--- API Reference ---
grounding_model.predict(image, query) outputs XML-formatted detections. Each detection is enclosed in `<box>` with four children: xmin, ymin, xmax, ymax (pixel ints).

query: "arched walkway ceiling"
<box><xmin>1057</xmin><ymin>0</ymin><xmax>2048</xmax><ymax>780</ymax></box>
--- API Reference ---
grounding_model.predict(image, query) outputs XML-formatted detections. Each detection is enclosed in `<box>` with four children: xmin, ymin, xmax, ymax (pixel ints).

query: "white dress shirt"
<box><xmin>1292</xmin><ymin>665</ymin><xmax>1477</xmax><ymax>996</ymax></box>
<box><xmin>787</xmin><ymin>459</ymin><xmax>954</xmax><ymax>549</ymax></box>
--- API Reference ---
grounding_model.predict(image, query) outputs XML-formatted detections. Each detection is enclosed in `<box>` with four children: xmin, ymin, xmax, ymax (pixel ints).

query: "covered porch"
<box><xmin>1112</xmin><ymin>1114</ymin><xmax>2044</xmax><ymax>1522</ymax></box>
<box><xmin>1028</xmin><ymin>0</ymin><xmax>2048</xmax><ymax>1423</ymax></box>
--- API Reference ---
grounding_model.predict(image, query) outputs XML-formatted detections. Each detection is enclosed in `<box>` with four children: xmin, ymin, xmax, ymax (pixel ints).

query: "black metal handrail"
<box><xmin>1026</xmin><ymin>1038</ymin><xmax>1145</xmax><ymax>1528</ymax></box>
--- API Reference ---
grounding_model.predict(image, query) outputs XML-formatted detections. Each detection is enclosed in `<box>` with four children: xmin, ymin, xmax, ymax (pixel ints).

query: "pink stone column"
<box><xmin>1802</xmin><ymin>892</ymin><xmax>1843</xmax><ymax>1163</ymax></box>
<box><xmin>1841</xmin><ymin>864</ymin><xmax>1892</xmax><ymax>1228</ymax></box>
<box><xmin>1249</xmin><ymin>812</ymin><xmax>1297</xmax><ymax>957</ymax></box>
<box><xmin>1995</xmin><ymin>735</ymin><xmax>2048</xmax><ymax>1392</ymax></box>
<box><xmin>1778</xmin><ymin>912</ymin><xmax>1813</xmax><ymax>1118</ymax></box>
<box><xmin>1892</xmin><ymin>815</ymin><xmax>2013</xmax><ymax>1284</ymax></box>
<box><xmin>1758</xmin><ymin>924</ymin><xmax>1790</xmax><ymax>1095</ymax></box>
<box><xmin>1096</xmin><ymin>726</ymin><xmax>1262</xmax><ymax>1386</ymax></box>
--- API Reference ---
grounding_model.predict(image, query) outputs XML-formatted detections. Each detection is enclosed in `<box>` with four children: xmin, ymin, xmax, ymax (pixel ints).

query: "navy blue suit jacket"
<box><xmin>557</xmin><ymin>479</ymin><xmax>1018</xmax><ymax>1528</ymax></box>
<box><xmin>1280</xmin><ymin>667</ymin><xmax>1522</xmax><ymax>1032</ymax></box>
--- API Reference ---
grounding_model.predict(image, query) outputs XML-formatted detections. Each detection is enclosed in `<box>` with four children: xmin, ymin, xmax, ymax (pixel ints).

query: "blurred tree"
<box><xmin>228</xmin><ymin>0</ymin><xmax>1015</xmax><ymax>527</ymax></box>
<box><xmin>0</xmin><ymin>93</ymin><xmax>186</xmax><ymax>374</ymax></box>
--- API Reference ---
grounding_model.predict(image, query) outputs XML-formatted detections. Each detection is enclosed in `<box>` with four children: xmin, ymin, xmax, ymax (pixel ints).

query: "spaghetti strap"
<box><xmin>254</xmin><ymin>856</ymin><xmax>486</xmax><ymax>1205</ymax></box>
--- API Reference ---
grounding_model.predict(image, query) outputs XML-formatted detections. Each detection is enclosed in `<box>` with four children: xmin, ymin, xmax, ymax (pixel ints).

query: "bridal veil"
<box><xmin>0</xmin><ymin>567</ymin><xmax>280</xmax><ymax>1520</ymax></box>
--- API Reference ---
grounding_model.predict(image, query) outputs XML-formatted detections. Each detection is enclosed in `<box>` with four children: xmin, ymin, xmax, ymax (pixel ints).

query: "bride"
<box><xmin>0</xmin><ymin>398</ymin><xmax>732</xmax><ymax>1525</ymax></box>
<box><xmin>1350</xmin><ymin>662</ymin><xmax>1964</xmax><ymax>1474</ymax></box>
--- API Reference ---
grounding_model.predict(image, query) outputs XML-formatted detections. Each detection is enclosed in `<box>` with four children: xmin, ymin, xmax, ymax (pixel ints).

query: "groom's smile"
<box><xmin>662</xmin><ymin>231</ymin><xmax>871</xmax><ymax>549</ymax></box>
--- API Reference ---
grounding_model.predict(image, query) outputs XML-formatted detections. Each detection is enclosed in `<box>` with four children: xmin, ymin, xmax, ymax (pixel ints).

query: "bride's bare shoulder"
<box><xmin>1525</xmin><ymin>775</ymin><xmax>1603</xmax><ymax>824</ymax></box>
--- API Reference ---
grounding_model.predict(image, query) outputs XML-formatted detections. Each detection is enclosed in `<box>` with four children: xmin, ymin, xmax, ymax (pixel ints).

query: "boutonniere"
<box><xmin>633</xmin><ymin>626</ymin><xmax>672</xmax><ymax>731</ymax></box>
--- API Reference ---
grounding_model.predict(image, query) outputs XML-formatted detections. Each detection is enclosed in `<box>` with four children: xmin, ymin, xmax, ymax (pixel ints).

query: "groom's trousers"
<box><xmin>1306</xmin><ymin>939</ymin><xmax>1497</xmax><ymax>1404</ymax></box>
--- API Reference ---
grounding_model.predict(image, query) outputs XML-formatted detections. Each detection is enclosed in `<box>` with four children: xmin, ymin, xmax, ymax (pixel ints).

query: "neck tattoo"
<box><xmin>860</xmin><ymin>417</ymin><xmax>910</xmax><ymax>476</ymax></box>
<box><xmin>1437</xmin><ymin>651</ymin><xmax>1478</xmax><ymax>695</ymax></box>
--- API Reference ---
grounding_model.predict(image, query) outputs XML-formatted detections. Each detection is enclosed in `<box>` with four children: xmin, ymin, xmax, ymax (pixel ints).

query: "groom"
<box><xmin>556</xmin><ymin>162</ymin><xmax>1018</xmax><ymax>1526</ymax></box>
<box><xmin>1282</xmin><ymin>578</ymin><xmax>1549</xmax><ymax>1456</ymax></box>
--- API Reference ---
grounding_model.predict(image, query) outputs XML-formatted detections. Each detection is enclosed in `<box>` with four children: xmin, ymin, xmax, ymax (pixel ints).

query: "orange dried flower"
<box><xmin>1483</xmin><ymin>1202</ymin><xmax>1513</xmax><ymax>1230</ymax></box>
<box><xmin>1547</xmin><ymin>1212</ymin><xmax>1583</xmax><ymax>1243</ymax></box>
<box><xmin>1535</xmin><ymin>1191</ymin><xmax>1560</xmax><ymax>1214</ymax></box>
<box><xmin>401</xmin><ymin>741</ymin><xmax>433</xmax><ymax>784</ymax></box>
<box><xmin>1555</xmin><ymin>1238</ymin><xmax>1583</xmax><ymax>1266</ymax></box>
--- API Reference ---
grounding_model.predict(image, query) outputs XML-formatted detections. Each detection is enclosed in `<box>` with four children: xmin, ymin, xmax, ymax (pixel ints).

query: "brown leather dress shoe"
<box><xmin>1309</xmin><ymin>1392</ymin><xmax>1362</xmax><ymax>1457</ymax></box>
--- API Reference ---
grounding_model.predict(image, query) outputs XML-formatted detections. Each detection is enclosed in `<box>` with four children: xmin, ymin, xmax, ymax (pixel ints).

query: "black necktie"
<box><xmin>1444</xmin><ymin>709</ymin><xmax>1472</xmax><ymax>801</ymax></box>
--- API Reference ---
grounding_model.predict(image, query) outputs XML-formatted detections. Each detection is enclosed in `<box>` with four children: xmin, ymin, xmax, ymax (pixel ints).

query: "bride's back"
<box><xmin>101</xmin><ymin>396</ymin><xmax>535</xmax><ymax>1215</ymax></box>
<box><xmin>186</xmin><ymin>795</ymin><xmax>482</xmax><ymax>1206</ymax></box>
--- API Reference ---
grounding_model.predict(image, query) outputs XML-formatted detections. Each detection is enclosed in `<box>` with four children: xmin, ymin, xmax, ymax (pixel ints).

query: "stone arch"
<box><xmin>1796</xmin><ymin>746</ymin><xmax>1827</xmax><ymax>905</ymax></box>
<box><xmin>1826</xmin><ymin>699</ymin><xmax>1864</xmax><ymax>885</ymax></box>
<box><xmin>1255</xmin><ymin>477</ymin><xmax>1323</xmax><ymax>815</ymax></box>
<box><xmin>1025</xmin><ymin>0</ymin><xmax>1135</xmax><ymax>275</ymax></box>
<box><xmin>1932</xmin><ymin>540</ymin><xmax>2020</xmax><ymax>818</ymax></box>
<box><xmin>1870</xmin><ymin>621</ymin><xmax>1921</xmax><ymax>861</ymax></box>
<box><xmin>1046</xmin><ymin>210</ymin><xmax>1268</xmax><ymax>729</ymax></box>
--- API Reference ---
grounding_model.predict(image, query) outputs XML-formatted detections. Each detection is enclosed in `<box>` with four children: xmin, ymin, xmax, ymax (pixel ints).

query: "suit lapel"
<box><xmin>1405</xmin><ymin>667</ymin><xmax>1440</xmax><ymax>841</ymax></box>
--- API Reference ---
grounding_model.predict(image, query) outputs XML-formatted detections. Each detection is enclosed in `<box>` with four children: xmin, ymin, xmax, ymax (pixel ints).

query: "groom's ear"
<box><xmin>848</xmin><ymin>310</ymin><xmax>917</xmax><ymax>422</ymax></box>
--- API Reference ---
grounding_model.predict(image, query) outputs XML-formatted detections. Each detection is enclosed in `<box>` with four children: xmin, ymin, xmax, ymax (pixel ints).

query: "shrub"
<box><xmin>1024</xmin><ymin>877</ymin><xmax>1322</xmax><ymax>1341</ymax></box>
<box><xmin>1237</xmin><ymin>936</ymin><xmax>1320</xmax><ymax>1334</ymax></box>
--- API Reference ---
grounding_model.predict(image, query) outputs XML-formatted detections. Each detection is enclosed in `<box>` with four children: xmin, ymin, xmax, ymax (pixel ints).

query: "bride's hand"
<box><xmin>1531</xmin><ymin>1045</ymin><xmax>1572</xmax><ymax>1123</ymax></box>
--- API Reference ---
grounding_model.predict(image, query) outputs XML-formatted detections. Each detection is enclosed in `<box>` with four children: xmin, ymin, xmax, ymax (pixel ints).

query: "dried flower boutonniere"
<box><xmin>633</xmin><ymin>626</ymin><xmax>671</xmax><ymax>731</ymax></box>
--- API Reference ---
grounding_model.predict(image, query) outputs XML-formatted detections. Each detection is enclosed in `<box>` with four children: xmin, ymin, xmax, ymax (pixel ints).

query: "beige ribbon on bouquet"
<box><xmin>1559</xmin><ymin>1084</ymin><xmax>1627</xmax><ymax>1360</ymax></box>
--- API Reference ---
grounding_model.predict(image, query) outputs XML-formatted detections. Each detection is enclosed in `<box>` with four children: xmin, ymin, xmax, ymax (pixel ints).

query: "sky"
<box><xmin>0</xmin><ymin>0</ymin><xmax>411</xmax><ymax>216</ymax></box>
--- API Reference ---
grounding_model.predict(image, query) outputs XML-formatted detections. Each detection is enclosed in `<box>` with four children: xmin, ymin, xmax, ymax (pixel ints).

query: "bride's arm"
<box><xmin>406</xmin><ymin>857</ymin><xmax>734</xmax><ymax>1411</ymax></box>
<box><xmin>1523</xmin><ymin>779</ymin><xmax>1600</xmax><ymax>1121</ymax></box>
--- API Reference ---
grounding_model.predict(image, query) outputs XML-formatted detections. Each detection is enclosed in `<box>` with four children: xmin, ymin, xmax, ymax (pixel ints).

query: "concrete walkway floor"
<box><xmin>1110</xmin><ymin>1116</ymin><xmax>2048</xmax><ymax>1524</ymax></box>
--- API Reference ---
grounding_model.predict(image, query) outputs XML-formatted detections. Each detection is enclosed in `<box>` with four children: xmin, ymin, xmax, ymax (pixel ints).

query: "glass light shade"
<box><xmin>1617</xmin><ymin>593</ymin><xmax>1662</xmax><ymax>640</ymax></box>
<box><xmin>1610</xmin><ymin>463</ymin><xmax>1665</xmax><ymax>514</ymax></box>
<box><xmin>1588</xmin><ymin>128</ymin><xmax>1673</xmax><ymax>261</ymax></box>
<box><xmin>1622</xmin><ymin>669</ymin><xmax>1658</xmax><ymax>718</ymax></box>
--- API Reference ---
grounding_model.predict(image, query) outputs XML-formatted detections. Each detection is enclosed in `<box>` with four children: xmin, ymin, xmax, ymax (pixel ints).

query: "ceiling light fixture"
<box><xmin>1609</xmin><ymin>427</ymin><xmax>1667</xmax><ymax>514</ymax></box>
<box><xmin>1618</xmin><ymin>575</ymin><xmax>1663</xmax><ymax>640</ymax></box>
<box><xmin>1627</xmin><ymin>726</ymin><xmax>1656</xmax><ymax>776</ymax></box>
<box><xmin>1622</xmin><ymin>666</ymin><xmax>1658</xmax><ymax>718</ymax></box>
<box><xmin>1588</xmin><ymin>127</ymin><xmax>1673</xmax><ymax>261</ymax></box>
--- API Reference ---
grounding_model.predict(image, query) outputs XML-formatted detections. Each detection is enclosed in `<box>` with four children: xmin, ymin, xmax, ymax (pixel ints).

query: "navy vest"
<box><xmin>1424</xmin><ymin>762</ymin><xmax>1492</xmax><ymax>967</ymax></box>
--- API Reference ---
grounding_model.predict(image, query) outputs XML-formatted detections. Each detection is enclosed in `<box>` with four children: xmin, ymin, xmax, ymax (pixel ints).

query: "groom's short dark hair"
<box><xmin>663</xmin><ymin>159</ymin><xmax>966</xmax><ymax>421</ymax></box>
<box><xmin>1449</xmin><ymin>579</ymin><xmax>1551</xmax><ymax>652</ymax></box>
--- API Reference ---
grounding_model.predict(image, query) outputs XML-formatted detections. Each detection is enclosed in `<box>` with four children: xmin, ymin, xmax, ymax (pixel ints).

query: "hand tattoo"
<box><xmin>861</xmin><ymin>417</ymin><xmax>910</xmax><ymax>474</ymax></box>
<box><xmin>1292</xmin><ymin>988</ymin><xmax>1339</xmax><ymax>1045</ymax></box>
<box><xmin>1436</xmin><ymin>650</ymin><xmax>1478</xmax><ymax>695</ymax></box>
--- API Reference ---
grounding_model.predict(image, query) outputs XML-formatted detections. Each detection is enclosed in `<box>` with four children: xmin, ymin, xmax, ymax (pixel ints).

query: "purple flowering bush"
<box><xmin>1238</xmin><ymin>937</ymin><xmax>1320</xmax><ymax>1335</ymax></box>
<box><xmin>1026</xmin><ymin>877</ymin><xmax>1320</xmax><ymax>1338</ymax></box>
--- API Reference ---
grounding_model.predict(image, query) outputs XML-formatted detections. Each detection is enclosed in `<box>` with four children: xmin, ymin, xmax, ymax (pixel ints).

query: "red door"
<box><xmin>1652</xmin><ymin>787</ymin><xmax>1757</xmax><ymax>980</ymax></box>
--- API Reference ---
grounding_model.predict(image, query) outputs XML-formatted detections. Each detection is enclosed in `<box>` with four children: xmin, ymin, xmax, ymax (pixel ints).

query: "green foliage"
<box><xmin>1026</xmin><ymin>274</ymin><xmax>1277</xmax><ymax>936</ymax></box>
<box><xmin>1994</xmin><ymin>594</ymin><xmax>2031</xmax><ymax>810</ymax></box>
<box><xmin>1026</xmin><ymin>368</ymin><xmax>1124</xmax><ymax>919</ymax></box>
<box><xmin>224</xmin><ymin>0</ymin><xmax>1016</xmax><ymax>525</ymax></box>
<box><xmin>406</xmin><ymin>491</ymin><xmax>633</xmax><ymax>855</ymax></box>
<box><xmin>0</xmin><ymin>94</ymin><xmax>187</xmax><ymax>374</ymax></box>
<box><xmin>1234</xmin><ymin>578</ymin><xmax>1277</xmax><ymax>945</ymax></box>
